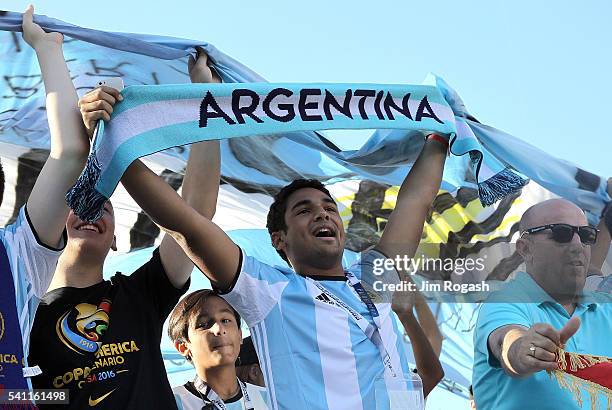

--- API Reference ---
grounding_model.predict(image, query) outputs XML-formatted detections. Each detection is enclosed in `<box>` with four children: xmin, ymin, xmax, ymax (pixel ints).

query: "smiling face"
<box><xmin>518</xmin><ymin>199</ymin><xmax>591</xmax><ymax>300</ymax></box>
<box><xmin>65</xmin><ymin>201</ymin><xmax>116</xmax><ymax>259</ymax></box>
<box><xmin>182</xmin><ymin>295</ymin><xmax>242</xmax><ymax>370</ymax></box>
<box><xmin>272</xmin><ymin>187</ymin><xmax>345</xmax><ymax>271</ymax></box>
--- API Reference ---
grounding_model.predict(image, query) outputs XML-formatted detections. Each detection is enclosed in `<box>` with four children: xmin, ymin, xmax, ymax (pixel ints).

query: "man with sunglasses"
<box><xmin>472</xmin><ymin>198</ymin><xmax>612</xmax><ymax>410</ymax></box>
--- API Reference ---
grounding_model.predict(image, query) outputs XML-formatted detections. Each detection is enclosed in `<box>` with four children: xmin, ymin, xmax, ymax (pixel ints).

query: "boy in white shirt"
<box><xmin>168</xmin><ymin>290</ymin><xmax>268</xmax><ymax>410</ymax></box>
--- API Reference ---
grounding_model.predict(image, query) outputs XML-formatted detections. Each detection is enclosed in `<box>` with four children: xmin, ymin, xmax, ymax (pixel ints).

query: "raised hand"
<box><xmin>78</xmin><ymin>86</ymin><xmax>123</xmax><ymax>139</ymax></box>
<box><xmin>188</xmin><ymin>47</ymin><xmax>221</xmax><ymax>84</ymax></box>
<box><xmin>22</xmin><ymin>5</ymin><xmax>63</xmax><ymax>51</ymax></box>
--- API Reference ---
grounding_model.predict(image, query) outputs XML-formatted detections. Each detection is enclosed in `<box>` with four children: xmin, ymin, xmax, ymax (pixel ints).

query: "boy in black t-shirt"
<box><xmin>30</xmin><ymin>244</ymin><xmax>188</xmax><ymax>409</ymax></box>
<box><xmin>28</xmin><ymin>51</ymin><xmax>222</xmax><ymax>409</ymax></box>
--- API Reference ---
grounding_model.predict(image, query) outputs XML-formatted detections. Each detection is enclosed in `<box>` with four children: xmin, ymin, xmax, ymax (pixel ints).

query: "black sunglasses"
<box><xmin>521</xmin><ymin>223</ymin><xmax>599</xmax><ymax>245</ymax></box>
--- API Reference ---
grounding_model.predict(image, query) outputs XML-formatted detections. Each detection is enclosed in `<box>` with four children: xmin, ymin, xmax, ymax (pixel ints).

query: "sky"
<box><xmin>3</xmin><ymin>0</ymin><xmax>611</xmax><ymax>177</ymax></box>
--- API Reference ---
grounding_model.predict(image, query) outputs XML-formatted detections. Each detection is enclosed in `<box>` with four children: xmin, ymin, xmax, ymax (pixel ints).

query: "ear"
<box><xmin>239</xmin><ymin>328</ymin><xmax>243</xmax><ymax>342</ymax></box>
<box><xmin>516</xmin><ymin>235</ymin><xmax>531</xmax><ymax>262</ymax></box>
<box><xmin>175</xmin><ymin>340</ymin><xmax>191</xmax><ymax>360</ymax></box>
<box><xmin>111</xmin><ymin>235</ymin><xmax>118</xmax><ymax>252</ymax></box>
<box><xmin>270</xmin><ymin>231</ymin><xmax>285</xmax><ymax>251</ymax></box>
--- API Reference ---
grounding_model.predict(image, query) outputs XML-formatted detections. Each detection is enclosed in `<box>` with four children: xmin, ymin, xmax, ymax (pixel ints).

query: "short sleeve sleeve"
<box><xmin>1</xmin><ymin>206</ymin><xmax>65</xmax><ymax>299</ymax></box>
<box><xmin>474</xmin><ymin>302</ymin><xmax>531</xmax><ymax>367</ymax></box>
<box><xmin>218</xmin><ymin>248</ymin><xmax>289</xmax><ymax>326</ymax></box>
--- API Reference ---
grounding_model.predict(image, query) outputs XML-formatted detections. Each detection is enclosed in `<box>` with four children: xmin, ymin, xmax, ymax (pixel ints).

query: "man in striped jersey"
<box><xmin>124</xmin><ymin>128</ymin><xmax>448</xmax><ymax>409</ymax></box>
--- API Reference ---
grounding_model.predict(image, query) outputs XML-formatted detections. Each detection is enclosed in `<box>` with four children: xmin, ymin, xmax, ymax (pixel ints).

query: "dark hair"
<box><xmin>167</xmin><ymin>289</ymin><xmax>241</xmax><ymax>347</ymax></box>
<box><xmin>0</xmin><ymin>159</ymin><xmax>4</xmax><ymax>205</ymax></box>
<box><xmin>236</xmin><ymin>335</ymin><xmax>259</xmax><ymax>367</ymax></box>
<box><xmin>266</xmin><ymin>179</ymin><xmax>334</xmax><ymax>263</ymax></box>
<box><xmin>604</xmin><ymin>202</ymin><xmax>612</xmax><ymax>235</ymax></box>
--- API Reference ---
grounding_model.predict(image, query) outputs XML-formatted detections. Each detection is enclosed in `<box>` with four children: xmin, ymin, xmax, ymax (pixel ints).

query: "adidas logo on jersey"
<box><xmin>315</xmin><ymin>293</ymin><xmax>335</xmax><ymax>306</ymax></box>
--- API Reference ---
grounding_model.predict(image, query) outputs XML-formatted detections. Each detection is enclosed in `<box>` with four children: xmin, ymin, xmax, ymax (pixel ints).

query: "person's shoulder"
<box><xmin>475</xmin><ymin>293</ymin><xmax>533</xmax><ymax>328</ymax></box>
<box><xmin>172</xmin><ymin>382</ymin><xmax>192</xmax><ymax>395</ymax></box>
<box><xmin>41</xmin><ymin>280</ymin><xmax>111</xmax><ymax>304</ymax></box>
<box><xmin>0</xmin><ymin>208</ymin><xmax>28</xmax><ymax>249</ymax></box>
<box><xmin>113</xmin><ymin>248</ymin><xmax>166</xmax><ymax>281</ymax></box>
<box><xmin>583</xmin><ymin>291</ymin><xmax>612</xmax><ymax>310</ymax></box>
<box><xmin>245</xmin><ymin>383</ymin><xmax>270</xmax><ymax>409</ymax></box>
<box><xmin>2</xmin><ymin>205</ymin><xmax>63</xmax><ymax>250</ymax></box>
<box><xmin>480</xmin><ymin>272</ymin><xmax>543</xmax><ymax>303</ymax></box>
<box><xmin>172</xmin><ymin>382</ymin><xmax>200</xmax><ymax>410</ymax></box>
<box><xmin>107</xmin><ymin>270</ymin><xmax>132</xmax><ymax>285</ymax></box>
<box><xmin>245</xmin><ymin>382</ymin><xmax>266</xmax><ymax>392</ymax></box>
<box><xmin>240</xmin><ymin>247</ymin><xmax>297</xmax><ymax>279</ymax></box>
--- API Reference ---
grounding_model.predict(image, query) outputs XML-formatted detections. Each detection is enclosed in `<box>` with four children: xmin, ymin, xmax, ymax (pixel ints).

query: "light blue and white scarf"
<box><xmin>66</xmin><ymin>82</ymin><xmax>462</xmax><ymax>221</ymax></box>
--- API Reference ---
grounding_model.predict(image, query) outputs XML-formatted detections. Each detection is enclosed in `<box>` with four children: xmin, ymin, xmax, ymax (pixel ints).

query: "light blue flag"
<box><xmin>1</xmin><ymin>10</ymin><xmax>608</xmax><ymax>222</ymax></box>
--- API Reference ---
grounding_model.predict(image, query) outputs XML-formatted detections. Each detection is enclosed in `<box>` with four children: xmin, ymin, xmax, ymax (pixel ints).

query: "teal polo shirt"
<box><xmin>473</xmin><ymin>272</ymin><xmax>612</xmax><ymax>410</ymax></box>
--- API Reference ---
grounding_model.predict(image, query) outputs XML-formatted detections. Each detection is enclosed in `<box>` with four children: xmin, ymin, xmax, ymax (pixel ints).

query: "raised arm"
<box><xmin>588</xmin><ymin>178</ymin><xmax>611</xmax><ymax>277</ymax></box>
<box><xmin>375</xmin><ymin>135</ymin><xmax>447</xmax><ymax>261</ymax></box>
<box><xmin>412</xmin><ymin>291</ymin><xmax>443</xmax><ymax>357</ymax></box>
<box><xmin>157</xmin><ymin>50</ymin><xmax>222</xmax><ymax>287</ymax></box>
<box><xmin>78</xmin><ymin>50</ymin><xmax>233</xmax><ymax>289</ymax></box>
<box><xmin>120</xmin><ymin>161</ymin><xmax>240</xmax><ymax>290</ymax></box>
<box><xmin>392</xmin><ymin>285</ymin><xmax>444</xmax><ymax>397</ymax></box>
<box><xmin>22</xmin><ymin>6</ymin><xmax>89</xmax><ymax>247</ymax></box>
<box><xmin>154</xmin><ymin>140</ymin><xmax>221</xmax><ymax>287</ymax></box>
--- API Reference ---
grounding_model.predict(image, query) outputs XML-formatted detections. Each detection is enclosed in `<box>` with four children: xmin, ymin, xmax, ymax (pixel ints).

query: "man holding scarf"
<box><xmin>114</xmin><ymin>117</ymin><xmax>448</xmax><ymax>408</ymax></box>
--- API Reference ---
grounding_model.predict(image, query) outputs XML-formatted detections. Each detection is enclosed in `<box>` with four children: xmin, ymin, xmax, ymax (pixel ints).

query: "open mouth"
<box><xmin>75</xmin><ymin>222</ymin><xmax>102</xmax><ymax>234</ymax></box>
<box><xmin>313</xmin><ymin>225</ymin><xmax>337</xmax><ymax>239</ymax></box>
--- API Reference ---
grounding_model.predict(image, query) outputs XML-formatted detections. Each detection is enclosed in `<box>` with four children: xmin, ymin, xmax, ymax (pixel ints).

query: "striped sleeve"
<box><xmin>219</xmin><ymin>248</ymin><xmax>289</xmax><ymax>327</ymax></box>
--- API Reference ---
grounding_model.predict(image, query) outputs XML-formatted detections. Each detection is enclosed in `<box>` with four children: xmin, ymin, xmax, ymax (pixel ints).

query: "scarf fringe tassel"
<box><xmin>549</xmin><ymin>349</ymin><xmax>612</xmax><ymax>410</ymax></box>
<box><xmin>65</xmin><ymin>150</ymin><xmax>107</xmax><ymax>222</ymax></box>
<box><xmin>478</xmin><ymin>167</ymin><xmax>528</xmax><ymax>206</ymax></box>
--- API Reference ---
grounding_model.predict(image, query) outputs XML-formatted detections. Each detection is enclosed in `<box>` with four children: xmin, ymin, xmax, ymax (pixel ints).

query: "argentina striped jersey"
<box><xmin>220</xmin><ymin>249</ymin><xmax>412</xmax><ymax>410</ymax></box>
